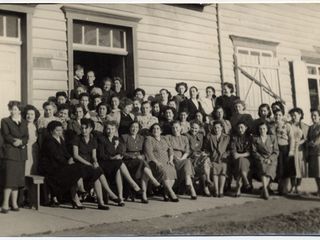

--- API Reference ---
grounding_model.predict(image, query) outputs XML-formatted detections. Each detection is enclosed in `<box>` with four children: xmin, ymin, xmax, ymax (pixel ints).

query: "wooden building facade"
<box><xmin>0</xmin><ymin>3</ymin><xmax>320</xmax><ymax>123</ymax></box>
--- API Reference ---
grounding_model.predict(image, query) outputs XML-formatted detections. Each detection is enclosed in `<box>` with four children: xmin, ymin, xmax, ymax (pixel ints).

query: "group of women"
<box><xmin>1</xmin><ymin>78</ymin><xmax>320</xmax><ymax>214</ymax></box>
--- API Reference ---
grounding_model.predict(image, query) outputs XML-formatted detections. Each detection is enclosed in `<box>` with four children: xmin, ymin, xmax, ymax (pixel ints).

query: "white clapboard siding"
<box><xmin>33</xmin><ymin>79</ymin><xmax>68</xmax><ymax>90</ymax></box>
<box><xmin>33</xmin><ymin>70</ymin><xmax>68</xmax><ymax>81</ymax></box>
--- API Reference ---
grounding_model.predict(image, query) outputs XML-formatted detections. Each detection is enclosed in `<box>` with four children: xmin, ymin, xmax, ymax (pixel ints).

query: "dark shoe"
<box><xmin>191</xmin><ymin>196</ymin><xmax>197</xmax><ymax>200</ymax></box>
<box><xmin>163</xmin><ymin>195</ymin><xmax>170</xmax><ymax>202</ymax></box>
<box><xmin>98</xmin><ymin>204</ymin><xmax>110</xmax><ymax>210</ymax></box>
<box><xmin>169</xmin><ymin>197</ymin><xmax>179</xmax><ymax>202</ymax></box>
<box><xmin>141</xmin><ymin>199</ymin><xmax>149</xmax><ymax>204</ymax></box>
<box><xmin>154</xmin><ymin>185</ymin><xmax>164</xmax><ymax>193</ymax></box>
<box><xmin>1</xmin><ymin>208</ymin><xmax>9</xmax><ymax>214</ymax></box>
<box><xmin>109</xmin><ymin>197</ymin><xmax>121</xmax><ymax>203</ymax></box>
<box><xmin>203</xmin><ymin>191</ymin><xmax>212</xmax><ymax>197</ymax></box>
<box><xmin>77</xmin><ymin>191</ymin><xmax>89</xmax><ymax>201</ymax></box>
<box><xmin>11</xmin><ymin>207</ymin><xmax>20</xmax><ymax>212</ymax></box>
<box><xmin>213</xmin><ymin>192</ymin><xmax>219</xmax><ymax>198</ymax></box>
<box><xmin>219</xmin><ymin>194</ymin><xmax>224</xmax><ymax>198</ymax></box>
<box><xmin>71</xmin><ymin>200</ymin><xmax>85</xmax><ymax>210</ymax></box>
<box><xmin>205</xmin><ymin>180</ymin><xmax>213</xmax><ymax>187</ymax></box>
<box><xmin>235</xmin><ymin>194</ymin><xmax>241</xmax><ymax>198</ymax></box>
<box><xmin>118</xmin><ymin>202</ymin><xmax>125</xmax><ymax>207</ymax></box>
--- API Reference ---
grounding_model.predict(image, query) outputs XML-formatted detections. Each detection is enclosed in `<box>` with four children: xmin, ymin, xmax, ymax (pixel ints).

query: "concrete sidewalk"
<box><xmin>0</xmin><ymin>179</ymin><xmax>318</xmax><ymax>237</ymax></box>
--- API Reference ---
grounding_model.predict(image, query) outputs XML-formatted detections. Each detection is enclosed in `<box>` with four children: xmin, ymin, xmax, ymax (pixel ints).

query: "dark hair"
<box><xmin>7</xmin><ymin>101</ymin><xmax>22</xmax><ymax>111</ymax></box>
<box><xmin>175</xmin><ymin>82</ymin><xmax>188</xmax><ymax>93</ymax></box>
<box><xmin>79</xmin><ymin>92</ymin><xmax>90</xmax><ymax>101</ymax></box>
<box><xmin>168</xmin><ymin>98</ymin><xmax>177</xmax><ymax>107</ymax></box>
<box><xmin>56</xmin><ymin>91</ymin><xmax>68</xmax><ymax>100</ymax></box>
<box><xmin>288</xmin><ymin>107</ymin><xmax>304</xmax><ymax>121</ymax></box>
<box><xmin>74</xmin><ymin>64</ymin><xmax>83</xmax><ymax>72</ymax></box>
<box><xmin>189</xmin><ymin>86</ymin><xmax>199</xmax><ymax>99</ymax></box>
<box><xmin>164</xmin><ymin>106</ymin><xmax>178</xmax><ymax>120</ymax></box>
<box><xmin>141</xmin><ymin>101</ymin><xmax>151</xmax><ymax>107</ymax></box>
<box><xmin>151</xmin><ymin>100</ymin><xmax>161</xmax><ymax>107</ymax></box>
<box><xmin>223</xmin><ymin>82</ymin><xmax>234</xmax><ymax>93</ymax></box>
<box><xmin>310</xmin><ymin>108</ymin><xmax>320</xmax><ymax>116</ymax></box>
<box><xmin>134</xmin><ymin>88</ymin><xmax>146</xmax><ymax>97</ymax></box>
<box><xmin>179</xmin><ymin>108</ymin><xmax>189</xmax><ymax>114</ymax></box>
<box><xmin>58</xmin><ymin>103</ymin><xmax>70</xmax><ymax>114</ymax></box>
<box><xmin>171</xmin><ymin>120</ymin><xmax>181</xmax><ymax>126</ymax></box>
<box><xmin>42</xmin><ymin>101</ymin><xmax>57</xmax><ymax>114</ymax></box>
<box><xmin>132</xmin><ymin>97</ymin><xmax>143</xmax><ymax>104</ymax></box>
<box><xmin>121</xmin><ymin>97</ymin><xmax>133</xmax><ymax>108</ymax></box>
<box><xmin>114</xmin><ymin>77</ymin><xmax>123</xmax><ymax>86</ymax></box>
<box><xmin>233</xmin><ymin>99</ymin><xmax>246</xmax><ymax>111</ymax></box>
<box><xmin>273</xmin><ymin>108</ymin><xmax>284</xmax><ymax>116</ymax></box>
<box><xmin>80</xmin><ymin>118</ymin><xmax>95</xmax><ymax>129</ymax></box>
<box><xmin>212</xmin><ymin>120</ymin><xmax>223</xmax><ymax>128</ymax></box>
<box><xmin>159</xmin><ymin>89</ymin><xmax>172</xmax><ymax>101</ymax></box>
<box><xmin>258</xmin><ymin>103</ymin><xmax>272</xmax><ymax>118</ymax></box>
<box><xmin>96</xmin><ymin>102</ymin><xmax>109</xmax><ymax>114</ymax></box>
<box><xmin>73</xmin><ymin>104</ymin><xmax>87</xmax><ymax>116</ymax></box>
<box><xmin>271</xmin><ymin>101</ymin><xmax>285</xmax><ymax>114</ymax></box>
<box><xmin>195</xmin><ymin>110</ymin><xmax>206</xmax><ymax>122</ymax></box>
<box><xmin>22</xmin><ymin>105</ymin><xmax>41</xmax><ymax>123</ymax></box>
<box><xmin>129</xmin><ymin>120</ymin><xmax>141</xmax><ymax>131</ymax></box>
<box><xmin>256</xmin><ymin>121</ymin><xmax>270</xmax><ymax>137</ymax></box>
<box><xmin>105</xmin><ymin>120</ymin><xmax>118</xmax><ymax>129</ymax></box>
<box><xmin>87</xmin><ymin>70</ymin><xmax>95</xmax><ymax>77</ymax></box>
<box><xmin>102</xmin><ymin>77</ymin><xmax>113</xmax><ymax>85</ymax></box>
<box><xmin>92</xmin><ymin>94</ymin><xmax>103</xmax><ymax>101</ymax></box>
<box><xmin>77</xmin><ymin>85</ymin><xmax>88</xmax><ymax>92</ymax></box>
<box><xmin>206</xmin><ymin>86</ymin><xmax>216</xmax><ymax>99</ymax></box>
<box><xmin>213</xmin><ymin>105</ymin><xmax>226</xmax><ymax>119</ymax></box>
<box><xmin>190</xmin><ymin>119</ymin><xmax>202</xmax><ymax>128</ymax></box>
<box><xmin>149</xmin><ymin>122</ymin><xmax>163</xmax><ymax>133</ymax></box>
<box><xmin>47</xmin><ymin>120</ymin><xmax>63</xmax><ymax>133</ymax></box>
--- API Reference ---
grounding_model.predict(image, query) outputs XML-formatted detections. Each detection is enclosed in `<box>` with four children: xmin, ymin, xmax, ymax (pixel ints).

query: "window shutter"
<box><xmin>292</xmin><ymin>60</ymin><xmax>311</xmax><ymax>125</ymax></box>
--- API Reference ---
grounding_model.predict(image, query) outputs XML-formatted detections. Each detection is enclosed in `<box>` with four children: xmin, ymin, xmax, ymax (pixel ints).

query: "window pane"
<box><xmin>308</xmin><ymin>78</ymin><xmax>319</xmax><ymax>109</ymax></box>
<box><xmin>73</xmin><ymin>22</ymin><xmax>82</xmax><ymax>44</ymax></box>
<box><xmin>84</xmin><ymin>25</ymin><xmax>97</xmax><ymax>46</ymax></box>
<box><xmin>238</xmin><ymin>50</ymin><xmax>248</xmax><ymax>55</ymax></box>
<box><xmin>113</xmin><ymin>30</ymin><xmax>124</xmax><ymax>48</ymax></box>
<box><xmin>308</xmin><ymin>66</ymin><xmax>316</xmax><ymax>75</ymax></box>
<box><xmin>251</xmin><ymin>51</ymin><xmax>260</xmax><ymax>56</ymax></box>
<box><xmin>6</xmin><ymin>16</ymin><xmax>18</xmax><ymax>38</ymax></box>
<box><xmin>99</xmin><ymin>27</ymin><xmax>111</xmax><ymax>47</ymax></box>
<box><xmin>0</xmin><ymin>15</ymin><xmax>3</xmax><ymax>36</ymax></box>
<box><xmin>318</xmin><ymin>67</ymin><xmax>320</xmax><ymax>75</ymax></box>
<box><xmin>262</xmin><ymin>53</ymin><xmax>272</xmax><ymax>57</ymax></box>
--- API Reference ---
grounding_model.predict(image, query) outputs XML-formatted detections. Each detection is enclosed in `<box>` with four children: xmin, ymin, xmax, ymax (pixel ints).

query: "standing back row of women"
<box><xmin>1</xmin><ymin>80</ymin><xmax>320</xmax><ymax>214</ymax></box>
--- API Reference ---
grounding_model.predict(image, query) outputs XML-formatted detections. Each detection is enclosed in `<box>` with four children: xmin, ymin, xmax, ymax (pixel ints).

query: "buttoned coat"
<box><xmin>1</xmin><ymin>117</ymin><xmax>28</xmax><ymax>161</ymax></box>
<box><xmin>252</xmin><ymin>135</ymin><xmax>279</xmax><ymax>164</ymax></box>
<box><xmin>203</xmin><ymin>133</ymin><xmax>230</xmax><ymax>163</ymax></box>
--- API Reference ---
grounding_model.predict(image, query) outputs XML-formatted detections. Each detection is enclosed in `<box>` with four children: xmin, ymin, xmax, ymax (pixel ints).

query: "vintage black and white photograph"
<box><xmin>0</xmin><ymin>2</ymin><xmax>320</xmax><ymax>237</ymax></box>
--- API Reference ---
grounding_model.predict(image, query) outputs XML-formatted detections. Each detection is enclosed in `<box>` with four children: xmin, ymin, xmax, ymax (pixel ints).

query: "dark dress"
<box><xmin>118</xmin><ymin>134</ymin><xmax>150</xmax><ymax>179</ymax></box>
<box><xmin>118</xmin><ymin>112</ymin><xmax>135</xmax><ymax>137</ymax></box>
<box><xmin>160</xmin><ymin>120</ymin><xmax>174</xmax><ymax>136</ymax></box>
<box><xmin>230</xmin><ymin>113</ymin><xmax>254</xmax><ymax>134</ymax></box>
<box><xmin>230</xmin><ymin>134</ymin><xmax>253</xmax><ymax>179</ymax></box>
<box><xmin>97</xmin><ymin>135</ymin><xmax>123</xmax><ymax>183</ymax></box>
<box><xmin>40</xmin><ymin>135</ymin><xmax>85</xmax><ymax>196</ymax></box>
<box><xmin>180</xmin><ymin>98</ymin><xmax>204</xmax><ymax>121</ymax></box>
<box><xmin>215</xmin><ymin>95</ymin><xmax>240</xmax><ymax>120</ymax></box>
<box><xmin>102</xmin><ymin>89</ymin><xmax>115</xmax><ymax>103</ymax></box>
<box><xmin>70</xmin><ymin>134</ymin><xmax>104</xmax><ymax>191</ymax></box>
<box><xmin>112</xmin><ymin>89</ymin><xmax>127</xmax><ymax>101</ymax></box>
<box><xmin>1</xmin><ymin>117</ymin><xmax>28</xmax><ymax>188</ymax></box>
<box><xmin>252</xmin><ymin>135</ymin><xmax>279</xmax><ymax>180</ymax></box>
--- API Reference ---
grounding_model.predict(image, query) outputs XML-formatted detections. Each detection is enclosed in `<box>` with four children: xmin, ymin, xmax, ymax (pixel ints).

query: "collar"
<box><xmin>11</xmin><ymin>116</ymin><xmax>21</xmax><ymax>124</ymax></box>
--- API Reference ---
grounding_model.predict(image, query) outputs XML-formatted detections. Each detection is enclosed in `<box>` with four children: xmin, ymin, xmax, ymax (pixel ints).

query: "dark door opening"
<box><xmin>74</xmin><ymin>51</ymin><xmax>127</xmax><ymax>90</ymax></box>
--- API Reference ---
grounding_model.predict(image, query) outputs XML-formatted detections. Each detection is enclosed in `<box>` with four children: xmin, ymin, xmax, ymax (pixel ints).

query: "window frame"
<box><xmin>62</xmin><ymin>4</ymin><xmax>142</xmax><ymax>94</ymax></box>
<box><xmin>306</xmin><ymin>63</ymin><xmax>320</xmax><ymax>109</ymax></box>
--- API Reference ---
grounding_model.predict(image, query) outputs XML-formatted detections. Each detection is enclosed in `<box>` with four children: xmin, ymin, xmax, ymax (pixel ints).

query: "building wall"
<box><xmin>218</xmin><ymin>3</ymin><xmax>320</xmax><ymax>121</ymax></box>
<box><xmin>30</xmin><ymin>3</ymin><xmax>220</xmax><ymax>110</ymax></box>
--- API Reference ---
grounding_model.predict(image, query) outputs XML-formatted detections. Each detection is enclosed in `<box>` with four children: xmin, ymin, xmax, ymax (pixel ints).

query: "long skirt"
<box><xmin>212</xmin><ymin>162</ymin><xmax>228</xmax><ymax>177</ymax></box>
<box><xmin>149</xmin><ymin>161</ymin><xmax>177</xmax><ymax>182</ymax></box>
<box><xmin>99</xmin><ymin>160</ymin><xmax>122</xmax><ymax>184</ymax></box>
<box><xmin>257</xmin><ymin>161</ymin><xmax>277</xmax><ymax>181</ymax></box>
<box><xmin>78</xmin><ymin>164</ymin><xmax>104</xmax><ymax>192</ymax></box>
<box><xmin>277</xmin><ymin>145</ymin><xmax>295</xmax><ymax>180</ymax></box>
<box><xmin>45</xmin><ymin>163</ymin><xmax>85</xmax><ymax>197</ymax></box>
<box><xmin>309</xmin><ymin>156</ymin><xmax>320</xmax><ymax>178</ymax></box>
<box><xmin>2</xmin><ymin>159</ymin><xmax>26</xmax><ymax>188</ymax></box>
<box><xmin>174</xmin><ymin>159</ymin><xmax>195</xmax><ymax>186</ymax></box>
<box><xmin>233</xmin><ymin>157</ymin><xmax>251</xmax><ymax>179</ymax></box>
<box><xmin>123</xmin><ymin>158</ymin><xmax>150</xmax><ymax>180</ymax></box>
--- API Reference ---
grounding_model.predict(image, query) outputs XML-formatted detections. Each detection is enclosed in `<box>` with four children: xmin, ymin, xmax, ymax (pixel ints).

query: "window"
<box><xmin>0</xmin><ymin>13</ymin><xmax>21</xmax><ymax>43</ymax></box>
<box><xmin>306</xmin><ymin>63</ymin><xmax>320</xmax><ymax>109</ymax></box>
<box><xmin>230</xmin><ymin>35</ymin><xmax>282</xmax><ymax>118</ymax></box>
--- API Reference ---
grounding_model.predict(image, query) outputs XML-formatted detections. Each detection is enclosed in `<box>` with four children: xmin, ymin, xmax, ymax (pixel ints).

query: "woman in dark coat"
<box><xmin>231</xmin><ymin>121</ymin><xmax>253</xmax><ymax>197</ymax></box>
<box><xmin>215</xmin><ymin>82</ymin><xmax>240</xmax><ymax>121</ymax></box>
<box><xmin>230</xmin><ymin>100</ymin><xmax>254</xmax><ymax>134</ymax></box>
<box><xmin>118</xmin><ymin>121</ymin><xmax>162</xmax><ymax>203</ymax></box>
<box><xmin>252</xmin><ymin>121</ymin><xmax>279</xmax><ymax>200</ymax></box>
<box><xmin>40</xmin><ymin>121</ymin><xmax>85</xmax><ymax>209</ymax></box>
<box><xmin>1</xmin><ymin>101</ymin><xmax>28</xmax><ymax>213</ymax></box>
<box><xmin>180</xmin><ymin>86</ymin><xmax>204</xmax><ymax>121</ymax></box>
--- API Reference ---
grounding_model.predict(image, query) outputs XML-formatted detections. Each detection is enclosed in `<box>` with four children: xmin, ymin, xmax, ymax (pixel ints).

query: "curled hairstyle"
<box><xmin>233</xmin><ymin>99</ymin><xmax>246</xmax><ymax>111</ymax></box>
<box><xmin>22</xmin><ymin>105</ymin><xmax>41</xmax><ymax>123</ymax></box>
<box><xmin>256</xmin><ymin>121</ymin><xmax>270</xmax><ymax>137</ymax></box>
<box><xmin>288</xmin><ymin>107</ymin><xmax>304</xmax><ymax>121</ymax></box>
<box><xmin>80</xmin><ymin>118</ymin><xmax>95</xmax><ymax>129</ymax></box>
<box><xmin>42</xmin><ymin>101</ymin><xmax>57</xmax><ymax>114</ymax></box>
<box><xmin>149</xmin><ymin>122</ymin><xmax>163</xmax><ymax>133</ymax></box>
<box><xmin>159</xmin><ymin>89</ymin><xmax>172</xmax><ymax>101</ymax></box>
<box><xmin>73</xmin><ymin>103</ymin><xmax>87</xmax><ymax>116</ymax></box>
<box><xmin>56</xmin><ymin>91</ymin><xmax>68</xmax><ymax>100</ymax></box>
<box><xmin>189</xmin><ymin>86</ymin><xmax>199</xmax><ymax>99</ymax></box>
<box><xmin>223</xmin><ymin>82</ymin><xmax>234</xmax><ymax>93</ymax></box>
<box><xmin>8</xmin><ymin>101</ymin><xmax>22</xmax><ymax>111</ymax></box>
<box><xmin>310</xmin><ymin>107</ymin><xmax>320</xmax><ymax>116</ymax></box>
<box><xmin>175</xmin><ymin>82</ymin><xmax>188</xmax><ymax>93</ymax></box>
<box><xmin>58</xmin><ymin>104</ymin><xmax>70</xmax><ymax>117</ymax></box>
<box><xmin>164</xmin><ymin>106</ymin><xmax>178</xmax><ymax>120</ymax></box>
<box><xmin>190</xmin><ymin>119</ymin><xmax>202</xmax><ymax>128</ymax></box>
<box><xmin>96</xmin><ymin>102</ymin><xmax>109</xmax><ymax>114</ymax></box>
<box><xmin>104</xmin><ymin>120</ymin><xmax>118</xmax><ymax>130</ymax></box>
<box><xmin>213</xmin><ymin>105</ymin><xmax>226</xmax><ymax>119</ymax></box>
<box><xmin>212</xmin><ymin>120</ymin><xmax>223</xmax><ymax>128</ymax></box>
<box><xmin>258</xmin><ymin>103</ymin><xmax>272</xmax><ymax>118</ymax></box>
<box><xmin>273</xmin><ymin>108</ymin><xmax>284</xmax><ymax>116</ymax></box>
<box><xmin>179</xmin><ymin>108</ymin><xmax>189</xmax><ymax>115</ymax></box>
<box><xmin>114</xmin><ymin>77</ymin><xmax>123</xmax><ymax>86</ymax></box>
<box><xmin>134</xmin><ymin>88</ymin><xmax>146</xmax><ymax>97</ymax></box>
<box><xmin>47</xmin><ymin>120</ymin><xmax>62</xmax><ymax>133</ymax></box>
<box><xmin>128</xmin><ymin>120</ymin><xmax>141</xmax><ymax>131</ymax></box>
<box><xmin>206</xmin><ymin>86</ymin><xmax>216</xmax><ymax>99</ymax></box>
<box><xmin>271</xmin><ymin>101</ymin><xmax>284</xmax><ymax>114</ymax></box>
<box><xmin>79</xmin><ymin>92</ymin><xmax>90</xmax><ymax>101</ymax></box>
